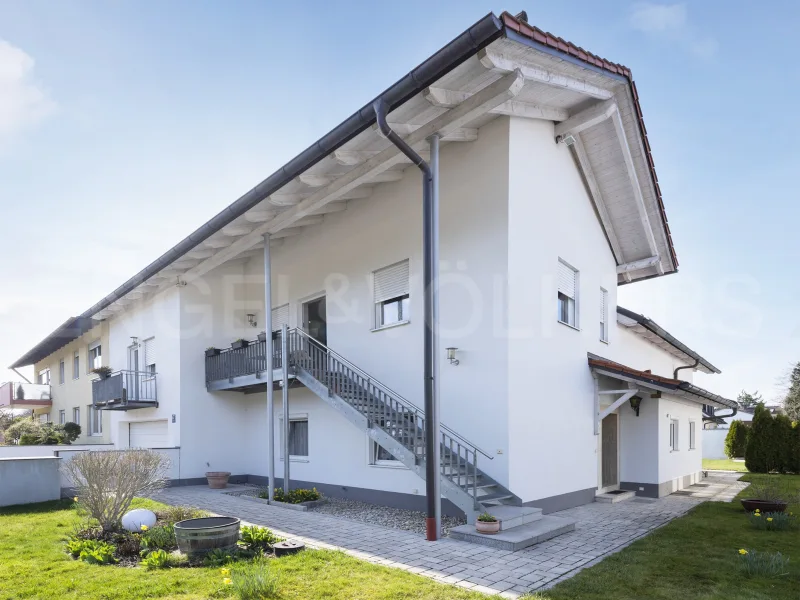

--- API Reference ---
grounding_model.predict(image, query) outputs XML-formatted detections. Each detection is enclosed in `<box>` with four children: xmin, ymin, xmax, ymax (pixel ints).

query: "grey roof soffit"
<box><xmin>616</xmin><ymin>305</ymin><xmax>721</xmax><ymax>374</ymax></box>
<box><xmin>10</xmin><ymin>317</ymin><xmax>99</xmax><ymax>369</ymax></box>
<box><xmin>9</xmin><ymin>13</ymin><xmax>506</xmax><ymax>369</ymax></box>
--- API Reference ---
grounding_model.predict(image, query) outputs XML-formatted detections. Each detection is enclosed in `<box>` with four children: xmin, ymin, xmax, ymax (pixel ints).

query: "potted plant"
<box><xmin>475</xmin><ymin>511</ymin><xmax>500</xmax><ymax>534</ymax></box>
<box><xmin>741</xmin><ymin>478</ymin><xmax>796</xmax><ymax>513</ymax></box>
<box><xmin>231</xmin><ymin>338</ymin><xmax>249</xmax><ymax>350</ymax></box>
<box><xmin>205</xmin><ymin>471</ymin><xmax>231</xmax><ymax>489</ymax></box>
<box><xmin>257</xmin><ymin>331</ymin><xmax>267</xmax><ymax>343</ymax></box>
<box><xmin>91</xmin><ymin>366</ymin><xmax>114</xmax><ymax>379</ymax></box>
<box><xmin>205</xmin><ymin>347</ymin><xmax>220</xmax><ymax>357</ymax></box>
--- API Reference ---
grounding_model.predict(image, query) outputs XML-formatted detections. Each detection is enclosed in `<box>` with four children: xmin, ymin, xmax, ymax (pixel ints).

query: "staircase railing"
<box><xmin>287</xmin><ymin>328</ymin><xmax>492</xmax><ymax>506</ymax></box>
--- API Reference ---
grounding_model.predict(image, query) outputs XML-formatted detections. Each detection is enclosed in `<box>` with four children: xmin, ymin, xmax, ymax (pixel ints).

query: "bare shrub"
<box><xmin>62</xmin><ymin>449</ymin><xmax>169</xmax><ymax>531</ymax></box>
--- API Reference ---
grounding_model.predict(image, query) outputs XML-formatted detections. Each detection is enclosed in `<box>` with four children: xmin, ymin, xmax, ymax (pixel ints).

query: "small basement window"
<box><xmin>280</xmin><ymin>416</ymin><xmax>309</xmax><ymax>459</ymax></box>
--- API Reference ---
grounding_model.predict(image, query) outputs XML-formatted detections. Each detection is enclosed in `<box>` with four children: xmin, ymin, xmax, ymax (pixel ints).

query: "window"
<box><xmin>279</xmin><ymin>416</ymin><xmax>309</xmax><ymax>459</ymax></box>
<box><xmin>271</xmin><ymin>304</ymin><xmax>289</xmax><ymax>332</ymax></box>
<box><xmin>373</xmin><ymin>260</ymin><xmax>410</xmax><ymax>329</ymax></box>
<box><xmin>72</xmin><ymin>407</ymin><xmax>80</xmax><ymax>426</ymax></box>
<box><xmin>88</xmin><ymin>341</ymin><xmax>102</xmax><ymax>372</ymax></box>
<box><xmin>143</xmin><ymin>338</ymin><xmax>156</xmax><ymax>376</ymax></box>
<box><xmin>371</xmin><ymin>417</ymin><xmax>409</xmax><ymax>465</ymax></box>
<box><xmin>59</xmin><ymin>410</ymin><xmax>66</xmax><ymax>425</ymax></box>
<box><xmin>59</xmin><ymin>359</ymin><xmax>65</xmax><ymax>385</ymax></box>
<box><xmin>39</xmin><ymin>413</ymin><xmax>50</xmax><ymax>424</ymax></box>
<box><xmin>73</xmin><ymin>351</ymin><xmax>80</xmax><ymax>380</ymax></box>
<box><xmin>669</xmin><ymin>418</ymin><xmax>679</xmax><ymax>451</ymax></box>
<box><xmin>600</xmin><ymin>288</ymin><xmax>609</xmax><ymax>342</ymax></box>
<box><xmin>38</xmin><ymin>368</ymin><xmax>50</xmax><ymax>385</ymax></box>
<box><xmin>557</xmin><ymin>259</ymin><xmax>578</xmax><ymax>328</ymax></box>
<box><xmin>689</xmin><ymin>420</ymin><xmax>697</xmax><ymax>450</ymax></box>
<box><xmin>88</xmin><ymin>405</ymin><xmax>102</xmax><ymax>436</ymax></box>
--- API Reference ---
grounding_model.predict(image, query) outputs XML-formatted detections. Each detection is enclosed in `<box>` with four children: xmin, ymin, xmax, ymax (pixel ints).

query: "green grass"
<box><xmin>703</xmin><ymin>458</ymin><xmax>749</xmax><ymax>472</ymax></box>
<box><xmin>529</xmin><ymin>474</ymin><xmax>800</xmax><ymax>600</ymax></box>
<box><xmin>0</xmin><ymin>498</ymin><xmax>487</xmax><ymax>600</ymax></box>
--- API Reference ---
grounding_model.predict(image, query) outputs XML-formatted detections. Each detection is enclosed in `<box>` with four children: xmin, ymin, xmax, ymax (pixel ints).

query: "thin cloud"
<box><xmin>0</xmin><ymin>39</ymin><xmax>56</xmax><ymax>148</ymax></box>
<box><xmin>628</xmin><ymin>2</ymin><xmax>718</xmax><ymax>59</ymax></box>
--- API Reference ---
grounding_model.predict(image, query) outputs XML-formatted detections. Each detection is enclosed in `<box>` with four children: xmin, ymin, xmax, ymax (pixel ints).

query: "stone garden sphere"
<box><xmin>122</xmin><ymin>508</ymin><xmax>157</xmax><ymax>532</ymax></box>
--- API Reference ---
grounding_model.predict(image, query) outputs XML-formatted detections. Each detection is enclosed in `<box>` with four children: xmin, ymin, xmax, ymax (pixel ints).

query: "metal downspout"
<box><xmin>673</xmin><ymin>358</ymin><xmax>699</xmax><ymax>380</ymax></box>
<box><xmin>373</xmin><ymin>98</ymin><xmax>441</xmax><ymax>541</ymax></box>
<box><xmin>264</xmin><ymin>234</ymin><xmax>275</xmax><ymax>502</ymax></box>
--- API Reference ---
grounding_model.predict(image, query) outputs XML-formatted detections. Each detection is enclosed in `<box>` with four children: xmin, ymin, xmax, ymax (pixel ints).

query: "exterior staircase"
<box><xmin>284</xmin><ymin>328</ymin><xmax>519</xmax><ymax>523</ymax></box>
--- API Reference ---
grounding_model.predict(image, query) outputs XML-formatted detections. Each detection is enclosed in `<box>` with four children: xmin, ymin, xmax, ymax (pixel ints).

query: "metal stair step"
<box><xmin>477</xmin><ymin>492</ymin><xmax>515</xmax><ymax>504</ymax></box>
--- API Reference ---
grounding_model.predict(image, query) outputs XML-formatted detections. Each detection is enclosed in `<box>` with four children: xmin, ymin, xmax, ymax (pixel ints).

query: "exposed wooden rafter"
<box><xmin>554</xmin><ymin>99</ymin><xmax>617</xmax><ymax>139</ymax></box>
<box><xmin>424</xmin><ymin>86</ymin><xmax>569</xmax><ymax>122</ymax></box>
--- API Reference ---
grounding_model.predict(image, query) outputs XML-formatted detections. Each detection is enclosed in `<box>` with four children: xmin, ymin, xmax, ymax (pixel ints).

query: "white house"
<box><xmin>9</xmin><ymin>11</ymin><xmax>736</xmax><ymax>542</ymax></box>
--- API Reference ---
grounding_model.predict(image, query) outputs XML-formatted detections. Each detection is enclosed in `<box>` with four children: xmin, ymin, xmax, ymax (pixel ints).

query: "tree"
<box><xmin>784</xmin><ymin>362</ymin><xmax>800</xmax><ymax>422</ymax></box>
<box><xmin>773</xmin><ymin>414</ymin><xmax>795</xmax><ymax>473</ymax></box>
<box><xmin>61</xmin><ymin>450</ymin><xmax>169</xmax><ymax>531</ymax></box>
<box><xmin>724</xmin><ymin>420</ymin><xmax>749</xmax><ymax>458</ymax></box>
<box><xmin>736</xmin><ymin>390</ymin><xmax>763</xmax><ymax>411</ymax></box>
<box><xmin>745</xmin><ymin>403</ymin><xmax>778</xmax><ymax>473</ymax></box>
<box><xmin>62</xmin><ymin>422</ymin><xmax>81</xmax><ymax>443</ymax></box>
<box><xmin>4</xmin><ymin>418</ymin><xmax>42</xmax><ymax>445</ymax></box>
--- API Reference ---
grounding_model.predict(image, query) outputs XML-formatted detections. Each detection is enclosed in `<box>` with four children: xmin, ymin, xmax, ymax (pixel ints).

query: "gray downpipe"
<box><xmin>673</xmin><ymin>358</ymin><xmax>699</xmax><ymax>380</ymax></box>
<box><xmin>373</xmin><ymin>98</ymin><xmax>440</xmax><ymax>541</ymax></box>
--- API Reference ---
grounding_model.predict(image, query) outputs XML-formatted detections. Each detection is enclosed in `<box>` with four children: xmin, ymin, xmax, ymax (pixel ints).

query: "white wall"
<box><xmin>703</xmin><ymin>429</ymin><xmax>728</xmax><ymax>460</ymax></box>
<box><xmin>618</xmin><ymin>392</ymin><xmax>659</xmax><ymax>484</ymax></box>
<box><xmin>658</xmin><ymin>396</ymin><xmax>703</xmax><ymax>488</ymax></box>
<box><xmin>614</xmin><ymin>326</ymin><xmax>695</xmax><ymax>383</ymax></box>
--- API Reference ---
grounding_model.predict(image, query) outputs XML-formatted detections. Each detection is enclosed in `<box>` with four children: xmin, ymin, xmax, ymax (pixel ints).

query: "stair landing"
<box><xmin>595</xmin><ymin>489</ymin><xmax>636</xmax><ymax>503</ymax></box>
<box><xmin>449</xmin><ymin>515</ymin><xmax>576</xmax><ymax>551</ymax></box>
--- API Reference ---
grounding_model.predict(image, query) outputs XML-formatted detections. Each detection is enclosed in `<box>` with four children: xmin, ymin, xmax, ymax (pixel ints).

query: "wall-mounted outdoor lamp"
<box><xmin>247</xmin><ymin>313</ymin><xmax>257</xmax><ymax>328</ymax></box>
<box><xmin>630</xmin><ymin>396</ymin><xmax>642</xmax><ymax>417</ymax></box>
<box><xmin>446</xmin><ymin>347</ymin><xmax>460</xmax><ymax>366</ymax></box>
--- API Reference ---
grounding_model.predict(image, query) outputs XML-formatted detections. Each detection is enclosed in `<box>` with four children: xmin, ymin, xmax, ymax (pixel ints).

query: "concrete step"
<box><xmin>485</xmin><ymin>505</ymin><xmax>543</xmax><ymax>530</ymax></box>
<box><xmin>595</xmin><ymin>489</ymin><xmax>636</xmax><ymax>503</ymax></box>
<box><xmin>449</xmin><ymin>515</ymin><xmax>575</xmax><ymax>551</ymax></box>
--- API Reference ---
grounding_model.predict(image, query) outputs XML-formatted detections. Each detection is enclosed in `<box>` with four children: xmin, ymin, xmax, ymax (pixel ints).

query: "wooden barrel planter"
<box><xmin>174</xmin><ymin>517</ymin><xmax>241</xmax><ymax>557</ymax></box>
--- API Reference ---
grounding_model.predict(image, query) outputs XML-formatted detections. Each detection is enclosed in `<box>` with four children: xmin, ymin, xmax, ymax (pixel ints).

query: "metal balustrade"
<box><xmin>92</xmin><ymin>370</ymin><xmax>158</xmax><ymax>411</ymax></box>
<box><xmin>205</xmin><ymin>335</ymin><xmax>283</xmax><ymax>384</ymax></box>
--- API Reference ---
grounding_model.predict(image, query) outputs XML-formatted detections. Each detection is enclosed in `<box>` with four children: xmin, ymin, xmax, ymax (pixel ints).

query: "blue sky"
<box><xmin>0</xmin><ymin>1</ymin><xmax>797</xmax><ymax>402</ymax></box>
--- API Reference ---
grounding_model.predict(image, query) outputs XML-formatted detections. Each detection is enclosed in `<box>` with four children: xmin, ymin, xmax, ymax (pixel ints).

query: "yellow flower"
<box><xmin>73</xmin><ymin>497</ymin><xmax>79</xmax><ymax>502</ymax></box>
<box><xmin>767</xmin><ymin>517</ymin><xmax>773</xmax><ymax>522</ymax></box>
<box><xmin>220</xmin><ymin>568</ymin><xmax>231</xmax><ymax>576</ymax></box>
<box><xmin>739</xmin><ymin>549</ymin><xmax>748</xmax><ymax>555</ymax></box>
<box><xmin>140</xmin><ymin>524</ymin><xmax>149</xmax><ymax>531</ymax></box>
<box><xmin>223</xmin><ymin>578</ymin><xmax>233</xmax><ymax>585</ymax></box>
<box><xmin>753</xmin><ymin>513</ymin><xmax>760</xmax><ymax>518</ymax></box>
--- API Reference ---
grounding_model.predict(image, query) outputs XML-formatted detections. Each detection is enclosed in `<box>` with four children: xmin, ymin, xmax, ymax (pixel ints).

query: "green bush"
<box><xmin>5</xmin><ymin>419</ymin><xmax>42</xmax><ymax>444</ymax></box>
<box><xmin>62</xmin><ymin>422</ymin><xmax>81</xmax><ymax>443</ymax></box>
<box><xmin>240</xmin><ymin>525</ymin><xmax>284</xmax><ymax>551</ymax></box>
<box><xmin>156</xmin><ymin>505</ymin><xmax>209</xmax><ymax>524</ymax></box>
<box><xmin>67</xmin><ymin>539</ymin><xmax>117</xmax><ymax>565</ymax></box>
<box><xmin>746</xmin><ymin>404</ymin><xmax>779</xmax><ymax>473</ymax></box>
<box><xmin>230</xmin><ymin>559</ymin><xmax>279</xmax><ymax>599</ymax></box>
<box><xmin>258</xmin><ymin>487</ymin><xmax>321</xmax><ymax>504</ymax></box>
<box><xmin>139</xmin><ymin>525</ymin><xmax>176</xmax><ymax>552</ymax></box>
<box><xmin>141</xmin><ymin>549</ymin><xmax>174</xmax><ymax>570</ymax></box>
<box><xmin>738</xmin><ymin>549</ymin><xmax>791</xmax><ymax>578</ymax></box>
<box><xmin>203</xmin><ymin>548</ymin><xmax>235</xmax><ymax>567</ymax></box>
<box><xmin>774</xmin><ymin>414</ymin><xmax>795</xmax><ymax>473</ymax></box>
<box><xmin>790</xmin><ymin>422</ymin><xmax>800</xmax><ymax>474</ymax></box>
<box><xmin>724</xmin><ymin>420</ymin><xmax>749</xmax><ymax>459</ymax></box>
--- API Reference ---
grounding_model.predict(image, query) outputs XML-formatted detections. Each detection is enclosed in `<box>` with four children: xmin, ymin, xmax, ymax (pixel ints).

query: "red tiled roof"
<box><xmin>501</xmin><ymin>12</ymin><xmax>678</xmax><ymax>269</ymax></box>
<box><xmin>588</xmin><ymin>357</ymin><xmax>681</xmax><ymax>386</ymax></box>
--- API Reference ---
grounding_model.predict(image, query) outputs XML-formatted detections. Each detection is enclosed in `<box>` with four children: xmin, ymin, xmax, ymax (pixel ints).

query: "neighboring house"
<box><xmin>8</xmin><ymin>11</ymin><xmax>735</xmax><ymax>525</ymax></box>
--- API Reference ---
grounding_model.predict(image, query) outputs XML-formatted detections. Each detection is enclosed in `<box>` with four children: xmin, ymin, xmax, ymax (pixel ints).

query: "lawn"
<box><xmin>0</xmin><ymin>498</ymin><xmax>486</xmax><ymax>600</ymax></box>
<box><xmin>530</xmin><ymin>473</ymin><xmax>800</xmax><ymax>600</ymax></box>
<box><xmin>703</xmin><ymin>458</ymin><xmax>749</xmax><ymax>472</ymax></box>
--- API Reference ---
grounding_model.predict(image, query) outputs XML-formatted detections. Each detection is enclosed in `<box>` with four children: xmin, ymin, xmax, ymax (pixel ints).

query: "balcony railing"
<box><xmin>205</xmin><ymin>334</ymin><xmax>283</xmax><ymax>387</ymax></box>
<box><xmin>92</xmin><ymin>370</ymin><xmax>157</xmax><ymax>411</ymax></box>
<box><xmin>0</xmin><ymin>382</ymin><xmax>52</xmax><ymax>407</ymax></box>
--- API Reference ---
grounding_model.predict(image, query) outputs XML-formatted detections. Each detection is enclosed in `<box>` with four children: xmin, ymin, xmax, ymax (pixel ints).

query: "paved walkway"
<box><xmin>154</xmin><ymin>473</ymin><xmax>746</xmax><ymax>598</ymax></box>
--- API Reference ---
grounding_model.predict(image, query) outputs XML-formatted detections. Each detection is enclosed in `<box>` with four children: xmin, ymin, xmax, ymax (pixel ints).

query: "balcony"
<box><xmin>0</xmin><ymin>382</ymin><xmax>52</xmax><ymax>409</ymax></box>
<box><xmin>205</xmin><ymin>334</ymin><xmax>284</xmax><ymax>392</ymax></box>
<box><xmin>92</xmin><ymin>370</ymin><xmax>158</xmax><ymax>411</ymax></box>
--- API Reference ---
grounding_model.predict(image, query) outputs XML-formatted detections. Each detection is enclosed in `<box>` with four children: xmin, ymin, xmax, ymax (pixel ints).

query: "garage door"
<box><xmin>129</xmin><ymin>420</ymin><xmax>169</xmax><ymax>448</ymax></box>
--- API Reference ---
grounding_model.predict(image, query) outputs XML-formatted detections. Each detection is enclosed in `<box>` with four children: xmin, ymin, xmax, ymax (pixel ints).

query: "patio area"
<box><xmin>153</xmin><ymin>473</ymin><xmax>746</xmax><ymax>597</ymax></box>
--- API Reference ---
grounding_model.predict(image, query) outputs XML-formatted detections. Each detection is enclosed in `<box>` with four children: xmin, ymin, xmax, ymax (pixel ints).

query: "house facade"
<box><xmin>9</xmin><ymin>12</ymin><xmax>735</xmax><ymax>523</ymax></box>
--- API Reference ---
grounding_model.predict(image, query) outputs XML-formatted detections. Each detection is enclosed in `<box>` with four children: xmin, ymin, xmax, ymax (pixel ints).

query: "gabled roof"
<box><xmin>617</xmin><ymin>306</ymin><xmax>720</xmax><ymax>374</ymax></box>
<box><xmin>588</xmin><ymin>356</ymin><xmax>736</xmax><ymax>409</ymax></box>
<box><xmin>12</xmin><ymin>11</ymin><xmax>677</xmax><ymax>368</ymax></box>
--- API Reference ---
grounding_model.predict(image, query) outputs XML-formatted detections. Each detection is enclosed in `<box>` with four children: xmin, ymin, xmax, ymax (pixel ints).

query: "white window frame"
<box><xmin>88</xmin><ymin>404</ymin><xmax>102</xmax><ymax>436</ymax></box>
<box><xmin>600</xmin><ymin>287</ymin><xmax>609</xmax><ymax>343</ymax></box>
<box><xmin>689</xmin><ymin>420</ymin><xmax>697</xmax><ymax>450</ymax></box>
<box><xmin>368</xmin><ymin>418</ymin><xmax>408</xmax><ymax>469</ymax></box>
<box><xmin>72</xmin><ymin>407</ymin><xmax>80</xmax><ymax>426</ymax></box>
<box><xmin>87</xmin><ymin>340</ymin><xmax>102</xmax><ymax>373</ymax></box>
<box><xmin>59</xmin><ymin>410</ymin><xmax>66</xmax><ymax>425</ymax></box>
<box><xmin>279</xmin><ymin>414</ymin><xmax>309</xmax><ymax>462</ymax></box>
<box><xmin>669</xmin><ymin>418</ymin><xmax>679</xmax><ymax>452</ymax></box>
<box><xmin>59</xmin><ymin>359</ymin><xmax>65</xmax><ymax>385</ymax></box>
<box><xmin>38</xmin><ymin>368</ymin><xmax>50</xmax><ymax>385</ymax></box>
<box><xmin>371</xmin><ymin>259</ymin><xmax>411</xmax><ymax>332</ymax></box>
<box><xmin>73</xmin><ymin>350</ymin><xmax>80</xmax><ymax>380</ymax></box>
<box><xmin>39</xmin><ymin>413</ymin><xmax>50</xmax><ymax>424</ymax></box>
<box><xmin>142</xmin><ymin>337</ymin><xmax>156</xmax><ymax>378</ymax></box>
<box><xmin>557</xmin><ymin>258</ymin><xmax>579</xmax><ymax>329</ymax></box>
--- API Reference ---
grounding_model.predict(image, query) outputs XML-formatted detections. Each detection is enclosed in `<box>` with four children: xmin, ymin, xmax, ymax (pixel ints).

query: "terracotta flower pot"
<box><xmin>741</xmin><ymin>499</ymin><xmax>788</xmax><ymax>513</ymax></box>
<box><xmin>476</xmin><ymin>520</ymin><xmax>500</xmax><ymax>535</ymax></box>
<box><xmin>206</xmin><ymin>472</ymin><xmax>231</xmax><ymax>489</ymax></box>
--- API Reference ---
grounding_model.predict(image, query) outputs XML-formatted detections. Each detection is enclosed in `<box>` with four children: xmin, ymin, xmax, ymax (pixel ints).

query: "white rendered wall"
<box><xmin>658</xmin><ymin>396</ymin><xmax>703</xmax><ymax>489</ymax></box>
<box><xmin>614</xmin><ymin>326</ymin><xmax>695</xmax><ymax>383</ymax></box>
<box><xmin>618</xmin><ymin>394</ymin><xmax>659</xmax><ymax>484</ymax></box>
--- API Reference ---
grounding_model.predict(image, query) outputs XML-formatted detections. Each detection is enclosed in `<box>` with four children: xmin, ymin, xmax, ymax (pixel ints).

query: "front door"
<box><xmin>302</xmin><ymin>296</ymin><xmax>327</xmax><ymax>346</ymax></box>
<box><xmin>601</xmin><ymin>413</ymin><xmax>619</xmax><ymax>489</ymax></box>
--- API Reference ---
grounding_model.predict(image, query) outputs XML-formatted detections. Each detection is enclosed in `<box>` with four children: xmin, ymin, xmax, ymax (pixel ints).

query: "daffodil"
<box><xmin>220</xmin><ymin>568</ymin><xmax>231</xmax><ymax>576</ymax></box>
<box><xmin>753</xmin><ymin>513</ymin><xmax>760</xmax><ymax>517</ymax></box>
<box><xmin>223</xmin><ymin>578</ymin><xmax>233</xmax><ymax>585</ymax></box>
<box><xmin>767</xmin><ymin>517</ymin><xmax>773</xmax><ymax>522</ymax></box>
<box><xmin>140</xmin><ymin>524</ymin><xmax>149</xmax><ymax>531</ymax></box>
<box><xmin>739</xmin><ymin>549</ymin><xmax>748</xmax><ymax>555</ymax></box>
<box><xmin>73</xmin><ymin>497</ymin><xmax>79</xmax><ymax>502</ymax></box>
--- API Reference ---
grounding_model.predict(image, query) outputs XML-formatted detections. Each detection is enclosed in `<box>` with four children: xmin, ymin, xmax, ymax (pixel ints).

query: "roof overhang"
<box><xmin>10</xmin><ymin>317</ymin><xmax>99</xmax><ymax>369</ymax></box>
<box><xmin>616</xmin><ymin>306</ymin><xmax>720</xmax><ymax>374</ymax></box>
<box><xmin>589</xmin><ymin>356</ymin><xmax>736</xmax><ymax>410</ymax></box>
<box><xmin>12</xmin><ymin>11</ymin><xmax>678</xmax><ymax>367</ymax></box>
